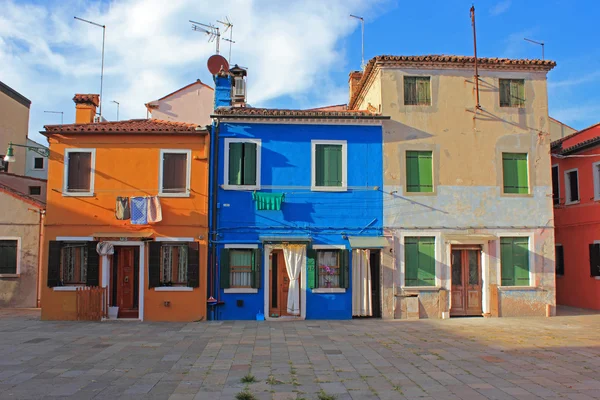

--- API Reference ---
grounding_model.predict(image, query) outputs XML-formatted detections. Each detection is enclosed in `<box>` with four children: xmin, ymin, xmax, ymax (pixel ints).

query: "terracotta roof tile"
<box><xmin>73</xmin><ymin>94</ymin><xmax>100</xmax><ymax>106</ymax></box>
<box><xmin>349</xmin><ymin>54</ymin><xmax>557</xmax><ymax>109</ymax></box>
<box><xmin>43</xmin><ymin>119</ymin><xmax>206</xmax><ymax>134</ymax></box>
<box><xmin>560</xmin><ymin>136</ymin><xmax>600</xmax><ymax>155</ymax></box>
<box><xmin>212</xmin><ymin>107</ymin><xmax>387</xmax><ymax>119</ymax></box>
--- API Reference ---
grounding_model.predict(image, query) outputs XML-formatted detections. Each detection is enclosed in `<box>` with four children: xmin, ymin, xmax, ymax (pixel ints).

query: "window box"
<box><xmin>311</xmin><ymin>140</ymin><xmax>347</xmax><ymax>192</ymax></box>
<box><xmin>159</xmin><ymin>149</ymin><xmax>191</xmax><ymax>197</ymax></box>
<box><xmin>223</xmin><ymin>139</ymin><xmax>261</xmax><ymax>191</ymax></box>
<box><xmin>62</xmin><ymin>149</ymin><xmax>96</xmax><ymax>196</ymax></box>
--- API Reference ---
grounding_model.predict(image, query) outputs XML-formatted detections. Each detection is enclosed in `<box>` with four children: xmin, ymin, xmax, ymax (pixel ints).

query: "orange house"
<box><xmin>40</xmin><ymin>94</ymin><xmax>209</xmax><ymax>321</ymax></box>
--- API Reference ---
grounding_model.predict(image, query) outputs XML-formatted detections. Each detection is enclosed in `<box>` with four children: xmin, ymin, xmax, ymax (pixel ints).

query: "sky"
<box><xmin>1</xmin><ymin>0</ymin><xmax>599</xmax><ymax>145</ymax></box>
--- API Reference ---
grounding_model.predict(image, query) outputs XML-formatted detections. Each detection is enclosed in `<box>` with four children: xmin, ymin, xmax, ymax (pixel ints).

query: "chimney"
<box><xmin>229</xmin><ymin>65</ymin><xmax>248</xmax><ymax>108</ymax></box>
<box><xmin>214</xmin><ymin>70</ymin><xmax>232</xmax><ymax>109</ymax></box>
<box><xmin>73</xmin><ymin>94</ymin><xmax>100</xmax><ymax>124</ymax></box>
<box><xmin>348</xmin><ymin>71</ymin><xmax>363</xmax><ymax>105</ymax></box>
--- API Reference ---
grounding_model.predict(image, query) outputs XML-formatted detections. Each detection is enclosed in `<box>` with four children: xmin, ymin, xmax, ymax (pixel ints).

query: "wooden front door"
<box><xmin>450</xmin><ymin>247</ymin><xmax>482</xmax><ymax>316</ymax></box>
<box><xmin>116</xmin><ymin>247</ymin><xmax>138</xmax><ymax>318</ymax></box>
<box><xmin>269</xmin><ymin>250</ymin><xmax>297</xmax><ymax>317</ymax></box>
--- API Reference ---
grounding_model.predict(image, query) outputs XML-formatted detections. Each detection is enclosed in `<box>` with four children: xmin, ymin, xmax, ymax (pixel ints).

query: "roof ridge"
<box><xmin>0</xmin><ymin>182</ymin><xmax>45</xmax><ymax>208</ymax></box>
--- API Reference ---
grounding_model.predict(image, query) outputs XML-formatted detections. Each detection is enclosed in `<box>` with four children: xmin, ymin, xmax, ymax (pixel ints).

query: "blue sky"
<box><xmin>1</xmin><ymin>0</ymin><xmax>598</xmax><ymax>145</ymax></box>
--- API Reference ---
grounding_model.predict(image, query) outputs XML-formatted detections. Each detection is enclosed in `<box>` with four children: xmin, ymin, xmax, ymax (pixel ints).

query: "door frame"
<box><xmin>263</xmin><ymin>244</ymin><xmax>306</xmax><ymax>320</ymax></box>
<box><xmin>101</xmin><ymin>241</ymin><xmax>145</xmax><ymax>321</ymax></box>
<box><xmin>445</xmin><ymin>240</ymin><xmax>489</xmax><ymax>316</ymax></box>
<box><xmin>449</xmin><ymin>245</ymin><xmax>483</xmax><ymax>316</ymax></box>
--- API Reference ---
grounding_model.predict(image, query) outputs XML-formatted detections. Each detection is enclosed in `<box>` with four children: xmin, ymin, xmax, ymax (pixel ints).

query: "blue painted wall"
<box><xmin>213</xmin><ymin>121</ymin><xmax>383</xmax><ymax>320</ymax></box>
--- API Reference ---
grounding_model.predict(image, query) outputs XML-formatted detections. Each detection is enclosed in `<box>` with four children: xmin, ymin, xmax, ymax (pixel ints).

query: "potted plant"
<box><xmin>320</xmin><ymin>265</ymin><xmax>336</xmax><ymax>288</ymax></box>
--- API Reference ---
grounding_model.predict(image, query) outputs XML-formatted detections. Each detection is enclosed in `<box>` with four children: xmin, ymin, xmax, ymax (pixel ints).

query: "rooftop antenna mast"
<box><xmin>189</xmin><ymin>20</ymin><xmax>220</xmax><ymax>54</ymax></box>
<box><xmin>470</xmin><ymin>5</ymin><xmax>481</xmax><ymax>109</ymax></box>
<box><xmin>217</xmin><ymin>17</ymin><xmax>234</xmax><ymax>64</ymax></box>
<box><xmin>524</xmin><ymin>38</ymin><xmax>545</xmax><ymax>60</ymax></box>
<box><xmin>350</xmin><ymin>14</ymin><xmax>365</xmax><ymax>69</ymax></box>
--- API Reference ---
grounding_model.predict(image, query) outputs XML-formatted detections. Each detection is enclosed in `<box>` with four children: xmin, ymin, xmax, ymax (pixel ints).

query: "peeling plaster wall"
<box><xmin>374</xmin><ymin>66</ymin><xmax>555</xmax><ymax>318</ymax></box>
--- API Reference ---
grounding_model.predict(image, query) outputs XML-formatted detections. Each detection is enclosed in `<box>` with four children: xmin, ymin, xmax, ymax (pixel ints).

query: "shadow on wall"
<box><xmin>384</xmin><ymin>120</ymin><xmax>434</xmax><ymax>144</ymax></box>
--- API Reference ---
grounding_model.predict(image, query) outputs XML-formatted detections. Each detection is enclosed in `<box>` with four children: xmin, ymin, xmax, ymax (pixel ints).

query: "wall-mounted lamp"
<box><xmin>3</xmin><ymin>142</ymin><xmax>49</xmax><ymax>163</ymax></box>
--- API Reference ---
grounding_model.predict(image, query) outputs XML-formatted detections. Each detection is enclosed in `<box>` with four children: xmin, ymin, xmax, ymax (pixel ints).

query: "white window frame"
<box><xmin>552</xmin><ymin>164</ymin><xmax>560</xmax><ymax>205</ymax></box>
<box><xmin>0</xmin><ymin>237</ymin><xmax>21</xmax><ymax>277</ymax></box>
<box><xmin>159</xmin><ymin>149</ymin><xmax>192</xmax><ymax>197</ymax></box>
<box><xmin>496</xmin><ymin>232</ymin><xmax>535</xmax><ymax>288</ymax></box>
<box><xmin>564</xmin><ymin>168</ymin><xmax>580</xmax><ymax>205</ymax></box>
<box><xmin>592</xmin><ymin>162</ymin><xmax>600</xmax><ymax>201</ymax></box>
<box><xmin>223</xmin><ymin>243</ymin><xmax>259</xmax><ymax>293</ymax></box>
<box><xmin>62</xmin><ymin>148</ymin><xmax>96</xmax><ymax>197</ymax></box>
<box><xmin>33</xmin><ymin>157</ymin><xmax>45</xmax><ymax>170</ymax></box>
<box><xmin>311</xmin><ymin>140</ymin><xmax>347</xmax><ymax>192</ymax></box>
<box><xmin>312</xmin><ymin>244</ymin><xmax>347</xmax><ymax>293</ymax></box>
<box><xmin>398</xmin><ymin>231</ymin><xmax>442</xmax><ymax>289</ymax></box>
<box><xmin>223</xmin><ymin>138</ymin><xmax>261</xmax><ymax>191</ymax></box>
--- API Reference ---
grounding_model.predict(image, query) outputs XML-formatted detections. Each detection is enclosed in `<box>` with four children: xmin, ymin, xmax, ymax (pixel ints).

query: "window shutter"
<box><xmin>251</xmin><ymin>248</ymin><xmax>261</xmax><ymax>288</ymax></box>
<box><xmin>502</xmin><ymin>154</ymin><xmax>517</xmax><ymax>193</ymax></box>
<box><xmin>187</xmin><ymin>242</ymin><xmax>200</xmax><ymax>288</ymax></box>
<box><xmin>307</xmin><ymin>248</ymin><xmax>317</xmax><ymax>289</ymax></box>
<box><xmin>47</xmin><ymin>241</ymin><xmax>62</xmax><ymax>287</ymax></box>
<box><xmin>569</xmin><ymin>172</ymin><xmax>579</xmax><ymax>202</ymax></box>
<box><xmin>322</xmin><ymin>145</ymin><xmax>342</xmax><ymax>187</ymax></box>
<box><xmin>500</xmin><ymin>238</ymin><xmax>515</xmax><ymax>286</ymax></box>
<box><xmin>418</xmin><ymin>152</ymin><xmax>433</xmax><ymax>192</ymax></box>
<box><xmin>243</xmin><ymin>143</ymin><xmax>257</xmax><ymax>186</ymax></box>
<box><xmin>315</xmin><ymin>145</ymin><xmax>325</xmax><ymax>187</ymax></box>
<box><xmin>406</xmin><ymin>152</ymin><xmax>419</xmax><ymax>192</ymax></box>
<box><xmin>418</xmin><ymin>238</ymin><xmax>435</xmax><ymax>286</ymax></box>
<box><xmin>416</xmin><ymin>78</ymin><xmax>430</xmax><ymax>105</ymax></box>
<box><xmin>515</xmin><ymin>154</ymin><xmax>529</xmax><ymax>194</ymax></box>
<box><xmin>552</xmin><ymin>166</ymin><xmax>560</xmax><ymax>205</ymax></box>
<box><xmin>404</xmin><ymin>237</ymin><xmax>419</xmax><ymax>286</ymax></box>
<box><xmin>499</xmin><ymin>79</ymin><xmax>510</xmax><ymax>107</ymax></box>
<box><xmin>220</xmin><ymin>249</ymin><xmax>230</xmax><ymax>288</ymax></box>
<box><xmin>513</xmin><ymin>238</ymin><xmax>529</xmax><ymax>286</ymax></box>
<box><xmin>228</xmin><ymin>143</ymin><xmax>243</xmax><ymax>185</ymax></box>
<box><xmin>339</xmin><ymin>249</ymin><xmax>349</xmax><ymax>289</ymax></box>
<box><xmin>589</xmin><ymin>244</ymin><xmax>600</xmax><ymax>277</ymax></box>
<box><xmin>148</xmin><ymin>242</ymin><xmax>161</xmax><ymax>288</ymax></box>
<box><xmin>86</xmin><ymin>241</ymin><xmax>100</xmax><ymax>286</ymax></box>
<box><xmin>404</xmin><ymin>77</ymin><xmax>417</xmax><ymax>105</ymax></box>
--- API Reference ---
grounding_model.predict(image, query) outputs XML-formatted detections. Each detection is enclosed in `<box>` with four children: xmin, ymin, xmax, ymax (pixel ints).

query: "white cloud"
<box><xmin>549</xmin><ymin>70</ymin><xmax>600</xmax><ymax>89</ymax></box>
<box><xmin>0</xmin><ymin>0</ymin><xmax>388</xmax><ymax>144</ymax></box>
<box><xmin>551</xmin><ymin>104</ymin><xmax>600</xmax><ymax>128</ymax></box>
<box><xmin>490</xmin><ymin>0</ymin><xmax>511</xmax><ymax>16</ymax></box>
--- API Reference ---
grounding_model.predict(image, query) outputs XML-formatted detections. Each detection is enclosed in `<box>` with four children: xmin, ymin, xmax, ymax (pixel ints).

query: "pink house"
<box><xmin>145</xmin><ymin>79</ymin><xmax>214</xmax><ymax>126</ymax></box>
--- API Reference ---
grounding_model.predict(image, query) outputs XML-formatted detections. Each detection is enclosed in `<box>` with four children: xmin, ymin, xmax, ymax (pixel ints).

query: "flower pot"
<box><xmin>108</xmin><ymin>306</ymin><xmax>119</xmax><ymax>320</ymax></box>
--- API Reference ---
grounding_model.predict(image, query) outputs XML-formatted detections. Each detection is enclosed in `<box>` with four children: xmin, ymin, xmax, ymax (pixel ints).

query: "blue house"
<box><xmin>208</xmin><ymin>69</ymin><xmax>389</xmax><ymax>320</ymax></box>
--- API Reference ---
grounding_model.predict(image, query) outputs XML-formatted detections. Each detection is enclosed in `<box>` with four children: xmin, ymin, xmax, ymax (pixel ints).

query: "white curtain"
<box><xmin>352</xmin><ymin>249</ymin><xmax>372</xmax><ymax>317</ymax></box>
<box><xmin>283</xmin><ymin>245</ymin><xmax>304</xmax><ymax>316</ymax></box>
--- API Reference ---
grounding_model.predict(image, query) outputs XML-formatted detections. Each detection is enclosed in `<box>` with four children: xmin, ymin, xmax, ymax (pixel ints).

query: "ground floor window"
<box><xmin>160</xmin><ymin>244</ymin><xmax>188</xmax><ymax>285</ymax></box>
<box><xmin>404</xmin><ymin>237</ymin><xmax>435</xmax><ymax>286</ymax></box>
<box><xmin>0</xmin><ymin>240</ymin><xmax>18</xmax><ymax>274</ymax></box>
<box><xmin>500</xmin><ymin>237</ymin><xmax>530</xmax><ymax>286</ymax></box>
<box><xmin>307</xmin><ymin>248</ymin><xmax>349</xmax><ymax>289</ymax></box>
<box><xmin>61</xmin><ymin>243</ymin><xmax>88</xmax><ymax>284</ymax></box>
<box><xmin>149</xmin><ymin>241</ymin><xmax>199</xmax><ymax>288</ymax></box>
<box><xmin>47</xmin><ymin>241</ymin><xmax>99</xmax><ymax>287</ymax></box>
<box><xmin>220</xmin><ymin>248</ymin><xmax>261</xmax><ymax>289</ymax></box>
<box><xmin>555</xmin><ymin>245</ymin><xmax>564</xmax><ymax>276</ymax></box>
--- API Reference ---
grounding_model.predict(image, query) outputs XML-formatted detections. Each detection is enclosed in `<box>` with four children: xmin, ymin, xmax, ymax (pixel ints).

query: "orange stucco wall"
<box><xmin>554</xmin><ymin>141</ymin><xmax>600</xmax><ymax>310</ymax></box>
<box><xmin>40</xmin><ymin>132</ymin><xmax>209</xmax><ymax>321</ymax></box>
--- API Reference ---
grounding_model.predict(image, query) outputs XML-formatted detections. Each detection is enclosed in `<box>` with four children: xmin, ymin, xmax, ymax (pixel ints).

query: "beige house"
<box><xmin>0</xmin><ymin>81</ymin><xmax>30</xmax><ymax>176</ymax></box>
<box><xmin>0</xmin><ymin>175</ymin><xmax>45</xmax><ymax>308</ymax></box>
<box><xmin>549</xmin><ymin>116</ymin><xmax>576</xmax><ymax>142</ymax></box>
<box><xmin>349</xmin><ymin>55</ymin><xmax>556</xmax><ymax>318</ymax></box>
<box><xmin>145</xmin><ymin>79</ymin><xmax>214</xmax><ymax>126</ymax></box>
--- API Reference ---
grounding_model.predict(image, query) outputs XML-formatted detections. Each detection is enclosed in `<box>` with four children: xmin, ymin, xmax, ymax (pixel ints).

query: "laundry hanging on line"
<box><xmin>147</xmin><ymin>196</ymin><xmax>162</xmax><ymax>223</ymax></box>
<box><xmin>115</xmin><ymin>197</ymin><xmax>131</xmax><ymax>220</ymax></box>
<box><xmin>127</xmin><ymin>196</ymin><xmax>163</xmax><ymax>225</ymax></box>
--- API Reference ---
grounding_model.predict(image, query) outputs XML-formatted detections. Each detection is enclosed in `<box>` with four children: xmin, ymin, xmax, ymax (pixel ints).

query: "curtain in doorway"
<box><xmin>352</xmin><ymin>249</ymin><xmax>372</xmax><ymax>317</ymax></box>
<box><xmin>283</xmin><ymin>244</ymin><xmax>305</xmax><ymax>316</ymax></box>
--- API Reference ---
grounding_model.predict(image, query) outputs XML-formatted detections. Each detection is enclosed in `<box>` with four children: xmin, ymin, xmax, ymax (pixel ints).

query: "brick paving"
<box><xmin>0</xmin><ymin>308</ymin><xmax>599</xmax><ymax>399</ymax></box>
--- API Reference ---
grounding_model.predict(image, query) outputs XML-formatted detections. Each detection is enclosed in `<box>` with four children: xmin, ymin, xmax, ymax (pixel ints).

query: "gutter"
<box><xmin>210</xmin><ymin>114</ymin><xmax>390</xmax><ymax>120</ymax></box>
<box><xmin>208</xmin><ymin>120</ymin><xmax>220</xmax><ymax>319</ymax></box>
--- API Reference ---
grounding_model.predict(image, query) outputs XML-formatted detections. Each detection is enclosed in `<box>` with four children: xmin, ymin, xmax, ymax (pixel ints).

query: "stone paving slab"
<box><xmin>0</xmin><ymin>308</ymin><xmax>599</xmax><ymax>399</ymax></box>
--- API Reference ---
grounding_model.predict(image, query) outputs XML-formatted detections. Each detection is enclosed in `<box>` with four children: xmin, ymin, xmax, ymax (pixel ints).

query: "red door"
<box><xmin>450</xmin><ymin>247</ymin><xmax>482</xmax><ymax>316</ymax></box>
<box><xmin>117</xmin><ymin>247</ymin><xmax>138</xmax><ymax>318</ymax></box>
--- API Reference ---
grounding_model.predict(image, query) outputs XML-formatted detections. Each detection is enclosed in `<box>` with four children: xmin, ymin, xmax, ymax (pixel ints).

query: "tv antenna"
<box><xmin>189</xmin><ymin>20</ymin><xmax>220</xmax><ymax>54</ymax></box>
<box><xmin>217</xmin><ymin>17</ymin><xmax>234</xmax><ymax>64</ymax></box>
<box><xmin>350</xmin><ymin>14</ymin><xmax>365</xmax><ymax>69</ymax></box>
<box><xmin>524</xmin><ymin>38</ymin><xmax>545</xmax><ymax>60</ymax></box>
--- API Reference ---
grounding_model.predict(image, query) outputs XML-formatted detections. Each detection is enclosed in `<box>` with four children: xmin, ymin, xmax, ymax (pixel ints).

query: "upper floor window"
<box><xmin>0</xmin><ymin>156</ymin><xmax>8</xmax><ymax>173</ymax></box>
<box><xmin>593</xmin><ymin>162</ymin><xmax>600</xmax><ymax>201</ymax></box>
<box><xmin>565</xmin><ymin>169</ymin><xmax>579</xmax><ymax>204</ymax></box>
<box><xmin>312</xmin><ymin>140</ymin><xmax>347</xmax><ymax>191</ymax></box>
<box><xmin>406</xmin><ymin>151</ymin><xmax>433</xmax><ymax>193</ymax></box>
<box><xmin>499</xmin><ymin>79</ymin><xmax>525</xmax><ymax>108</ymax></box>
<box><xmin>555</xmin><ymin>245</ymin><xmax>564</xmax><ymax>276</ymax></box>
<box><xmin>0</xmin><ymin>240</ymin><xmax>18</xmax><ymax>275</ymax></box>
<box><xmin>63</xmin><ymin>149</ymin><xmax>95</xmax><ymax>196</ymax></box>
<box><xmin>404</xmin><ymin>76</ymin><xmax>431</xmax><ymax>106</ymax></box>
<box><xmin>33</xmin><ymin>157</ymin><xmax>44</xmax><ymax>170</ymax></box>
<box><xmin>224</xmin><ymin>139</ymin><xmax>260</xmax><ymax>190</ymax></box>
<box><xmin>159</xmin><ymin>149</ymin><xmax>191</xmax><ymax>197</ymax></box>
<box><xmin>502</xmin><ymin>153</ymin><xmax>529</xmax><ymax>194</ymax></box>
<box><xmin>552</xmin><ymin>165</ymin><xmax>560</xmax><ymax>205</ymax></box>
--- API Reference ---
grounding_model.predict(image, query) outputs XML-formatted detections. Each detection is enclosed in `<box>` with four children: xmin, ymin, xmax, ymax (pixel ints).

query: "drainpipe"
<box><xmin>36</xmin><ymin>210</ymin><xmax>45</xmax><ymax>308</ymax></box>
<box><xmin>209</xmin><ymin>119</ymin><xmax>221</xmax><ymax>319</ymax></box>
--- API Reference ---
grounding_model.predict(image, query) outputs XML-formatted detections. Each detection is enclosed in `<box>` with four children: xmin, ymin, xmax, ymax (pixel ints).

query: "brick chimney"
<box><xmin>73</xmin><ymin>94</ymin><xmax>100</xmax><ymax>124</ymax></box>
<box><xmin>348</xmin><ymin>71</ymin><xmax>363</xmax><ymax>105</ymax></box>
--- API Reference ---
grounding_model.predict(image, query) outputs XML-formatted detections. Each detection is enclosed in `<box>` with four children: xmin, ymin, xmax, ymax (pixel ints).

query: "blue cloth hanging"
<box><xmin>130</xmin><ymin>197</ymin><xmax>148</xmax><ymax>225</ymax></box>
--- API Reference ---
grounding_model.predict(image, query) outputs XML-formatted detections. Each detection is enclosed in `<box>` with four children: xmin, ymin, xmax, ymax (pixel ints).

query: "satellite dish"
<box><xmin>207</xmin><ymin>54</ymin><xmax>229</xmax><ymax>75</ymax></box>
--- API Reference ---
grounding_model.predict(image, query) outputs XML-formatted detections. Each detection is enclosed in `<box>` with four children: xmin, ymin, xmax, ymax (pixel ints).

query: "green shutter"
<box><xmin>315</xmin><ymin>145</ymin><xmax>325</xmax><ymax>187</ymax></box>
<box><xmin>307</xmin><ymin>248</ymin><xmax>317</xmax><ymax>289</ymax></box>
<box><xmin>416</xmin><ymin>77</ymin><xmax>430</xmax><ymax>105</ymax></box>
<box><xmin>513</xmin><ymin>238</ymin><xmax>530</xmax><ymax>286</ymax></box>
<box><xmin>315</xmin><ymin>145</ymin><xmax>342</xmax><ymax>187</ymax></box>
<box><xmin>404</xmin><ymin>76</ymin><xmax>416</xmax><ymax>105</ymax></box>
<box><xmin>418</xmin><ymin>238</ymin><xmax>435</xmax><ymax>286</ymax></box>
<box><xmin>220</xmin><ymin>249</ymin><xmax>230</xmax><ymax>289</ymax></box>
<box><xmin>404</xmin><ymin>237</ymin><xmax>419</xmax><ymax>286</ymax></box>
<box><xmin>251</xmin><ymin>248</ymin><xmax>261</xmax><ymax>288</ymax></box>
<box><xmin>406</xmin><ymin>151</ymin><xmax>432</xmax><ymax>192</ymax></box>
<box><xmin>515</xmin><ymin>154</ymin><xmax>529</xmax><ymax>194</ymax></box>
<box><xmin>500</xmin><ymin>238</ymin><xmax>515</xmax><ymax>286</ymax></box>
<box><xmin>339</xmin><ymin>250</ymin><xmax>349</xmax><ymax>289</ymax></box>
<box><xmin>406</xmin><ymin>152</ymin><xmax>419</xmax><ymax>192</ymax></box>
<box><xmin>228</xmin><ymin>143</ymin><xmax>243</xmax><ymax>185</ymax></box>
<box><xmin>500</xmin><ymin>79</ymin><xmax>510</xmax><ymax>107</ymax></box>
<box><xmin>243</xmin><ymin>143</ymin><xmax>257</xmax><ymax>186</ymax></box>
<box><xmin>510</xmin><ymin>79</ymin><xmax>525</xmax><ymax>107</ymax></box>
<box><xmin>503</xmin><ymin>153</ymin><xmax>528</xmax><ymax>194</ymax></box>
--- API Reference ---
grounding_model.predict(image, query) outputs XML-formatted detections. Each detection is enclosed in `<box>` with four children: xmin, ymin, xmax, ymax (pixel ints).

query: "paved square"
<box><xmin>0</xmin><ymin>308</ymin><xmax>599</xmax><ymax>399</ymax></box>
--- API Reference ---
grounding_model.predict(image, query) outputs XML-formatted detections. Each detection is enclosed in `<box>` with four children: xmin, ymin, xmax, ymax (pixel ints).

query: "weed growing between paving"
<box><xmin>240</xmin><ymin>373</ymin><xmax>256</xmax><ymax>383</ymax></box>
<box><xmin>235</xmin><ymin>389</ymin><xmax>257</xmax><ymax>400</ymax></box>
